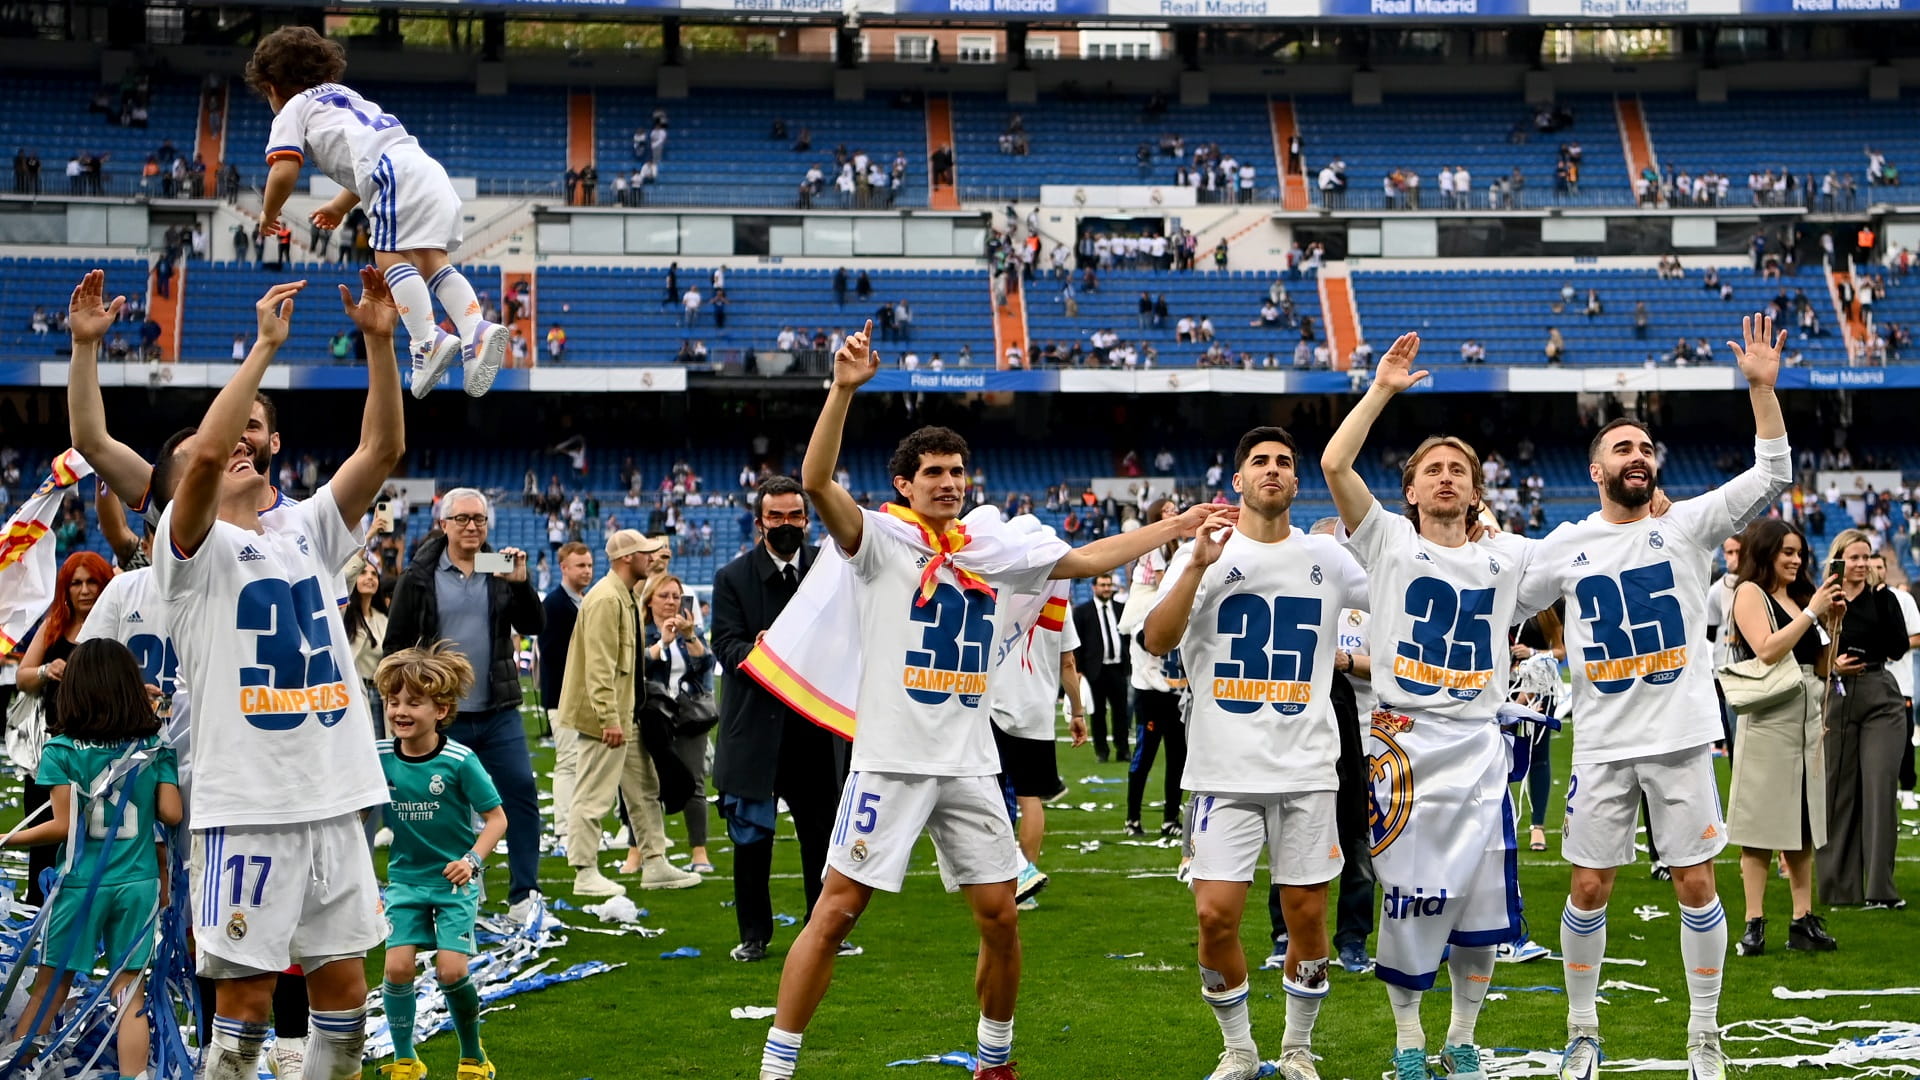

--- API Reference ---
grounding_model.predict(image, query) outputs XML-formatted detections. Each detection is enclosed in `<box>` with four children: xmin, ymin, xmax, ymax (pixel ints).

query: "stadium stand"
<box><xmin>179</xmin><ymin>260</ymin><xmax>501</xmax><ymax>364</ymax></box>
<box><xmin>531</xmin><ymin>266</ymin><xmax>986</xmax><ymax>365</ymax></box>
<box><xmin>0</xmin><ymin>73</ymin><xmax>200</xmax><ymax>197</ymax></box>
<box><xmin>950</xmin><ymin>93</ymin><xmax>1277</xmax><ymax>202</ymax></box>
<box><xmin>1349</xmin><ymin>266</ymin><xmax>1847</xmax><ymax>366</ymax></box>
<box><xmin>222</xmin><ymin>81</ymin><xmax>569</xmax><ymax>193</ymax></box>
<box><xmin>593</xmin><ymin>91</ymin><xmax>928</xmax><ymax>208</ymax></box>
<box><xmin>1024</xmin><ymin>269</ymin><xmax>1325</xmax><ymax>368</ymax></box>
<box><xmin>0</xmin><ymin>256</ymin><xmax>151</xmax><ymax>357</ymax></box>
<box><xmin>1638</xmin><ymin>91</ymin><xmax>1920</xmax><ymax>203</ymax></box>
<box><xmin>1291</xmin><ymin>93</ymin><xmax>1628</xmax><ymax>210</ymax></box>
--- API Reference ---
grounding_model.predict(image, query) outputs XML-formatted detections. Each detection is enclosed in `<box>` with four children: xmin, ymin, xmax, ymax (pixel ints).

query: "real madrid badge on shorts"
<box><xmin>226</xmin><ymin>911</ymin><xmax>248</xmax><ymax>941</ymax></box>
<box><xmin>850</xmin><ymin>839</ymin><xmax>869</xmax><ymax>863</ymax></box>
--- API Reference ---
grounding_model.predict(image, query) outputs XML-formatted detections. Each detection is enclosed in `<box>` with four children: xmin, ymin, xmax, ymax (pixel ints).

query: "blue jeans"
<box><xmin>448</xmin><ymin>703</ymin><xmax>541</xmax><ymax>903</ymax></box>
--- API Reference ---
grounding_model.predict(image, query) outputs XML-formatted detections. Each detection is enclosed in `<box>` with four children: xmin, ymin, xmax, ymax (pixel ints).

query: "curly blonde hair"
<box><xmin>375</xmin><ymin>640</ymin><xmax>474</xmax><ymax>729</ymax></box>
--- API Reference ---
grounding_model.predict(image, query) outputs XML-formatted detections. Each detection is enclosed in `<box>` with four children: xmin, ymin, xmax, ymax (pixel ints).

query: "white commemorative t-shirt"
<box><xmin>989</xmin><ymin>581</ymin><xmax>1080</xmax><ymax>740</ymax></box>
<box><xmin>156</xmin><ymin>484</ymin><xmax>386</xmax><ymax>828</ymax></box>
<box><xmin>1335</xmin><ymin>607</ymin><xmax>1375</xmax><ymax>717</ymax></box>
<box><xmin>267</xmin><ymin>82</ymin><xmax>426</xmax><ymax>198</ymax></box>
<box><xmin>1123</xmin><ymin>546</ymin><xmax>1190</xmax><ymax>696</ymax></box>
<box><xmin>1343</xmin><ymin>498</ymin><xmax>1535</xmax><ymax>722</ymax></box>
<box><xmin>76</xmin><ymin>566</ymin><xmax>191</xmax><ymax>769</ymax></box>
<box><xmin>145</xmin><ymin>486</ymin><xmax>352</xmax><ymax>606</ymax></box>
<box><xmin>1161</xmin><ymin>527</ymin><xmax>1370</xmax><ymax>795</ymax></box>
<box><xmin>845</xmin><ymin>519</ymin><xmax>1057</xmax><ymax>777</ymax></box>
<box><xmin>1890</xmin><ymin>586</ymin><xmax>1920</xmax><ymax>699</ymax></box>
<box><xmin>1515</xmin><ymin>436</ymin><xmax>1790</xmax><ymax>766</ymax></box>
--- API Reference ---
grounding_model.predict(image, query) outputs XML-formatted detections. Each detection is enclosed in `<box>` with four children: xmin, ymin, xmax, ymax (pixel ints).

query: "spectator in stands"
<box><xmin>1633</xmin><ymin>301</ymin><xmax>1650</xmax><ymax>339</ymax></box>
<box><xmin>1317</xmin><ymin>159</ymin><xmax>1346</xmax><ymax>208</ymax></box>
<box><xmin>1584</xmin><ymin>289</ymin><xmax>1603</xmax><ymax>319</ymax></box>
<box><xmin>792</xmin><ymin>127</ymin><xmax>811</xmax><ymax>153</ymax></box>
<box><xmin>681</xmin><ymin>284</ymin><xmax>703</xmax><ymax>327</ymax></box>
<box><xmin>650</xmin><ymin>122</ymin><xmax>668</xmax><ymax>163</ymax></box>
<box><xmin>1544</xmin><ymin>327</ymin><xmax>1565</xmax><ymax>364</ymax></box>
<box><xmin>1696</xmin><ymin>338</ymin><xmax>1716</xmax><ymax>363</ymax></box>
<box><xmin>1657</xmin><ymin>254</ymin><xmax>1683</xmax><ymax>280</ymax></box>
<box><xmin>546</xmin><ymin>323</ymin><xmax>567</xmax><ymax>362</ymax></box>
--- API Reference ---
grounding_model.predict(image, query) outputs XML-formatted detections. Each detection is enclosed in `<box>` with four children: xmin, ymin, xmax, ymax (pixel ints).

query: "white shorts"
<box><xmin>1563</xmin><ymin>744</ymin><xmax>1726</xmax><ymax>870</ymax></box>
<box><xmin>1374</xmin><ymin>829</ymin><xmax>1521</xmax><ymax>989</ymax></box>
<box><xmin>826</xmin><ymin>771</ymin><xmax>1021</xmax><ymax>894</ymax></box>
<box><xmin>362</xmin><ymin>149</ymin><xmax>463</xmax><ymax>254</ymax></box>
<box><xmin>1184</xmin><ymin>791</ymin><xmax>1343</xmax><ymax>887</ymax></box>
<box><xmin>190</xmin><ymin>813</ymin><xmax>384</xmax><ymax>977</ymax></box>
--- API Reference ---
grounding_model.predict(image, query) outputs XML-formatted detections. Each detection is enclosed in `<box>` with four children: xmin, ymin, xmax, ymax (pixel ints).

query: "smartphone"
<box><xmin>475</xmin><ymin>551</ymin><xmax>515</xmax><ymax>574</ymax></box>
<box><xmin>1827</xmin><ymin>558</ymin><xmax>1846</xmax><ymax>582</ymax></box>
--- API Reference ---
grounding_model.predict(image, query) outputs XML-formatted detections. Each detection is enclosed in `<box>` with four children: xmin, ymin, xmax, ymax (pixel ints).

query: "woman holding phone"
<box><xmin>1724</xmin><ymin>519</ymin><xmax>1844</xmax><ymax>955</ymax></box>
<box><xmin>1817</xmin><ymin>527</ymin><xmax>1910</xmax><ymax>910</ymax></box>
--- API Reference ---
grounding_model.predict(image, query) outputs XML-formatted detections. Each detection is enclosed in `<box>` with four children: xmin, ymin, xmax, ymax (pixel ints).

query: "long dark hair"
<box><xmin>343</xmin><ymin>564</ymin><xmax>393</xmax><ymax>646</ymax></box>
<box><xmin>1735</xmin><ymin>518</ymin><xmax>1814</xmax><ymax>608</ymax></box>
<box><xmin>1144</xmin><ymin>497</ymin><xmax>1180</xmax><ymax>561</ymax></box>
<box><xmin>55</xmin><ymin>639</ymin><xmax>160</xmax><ymax>742</ymax></box>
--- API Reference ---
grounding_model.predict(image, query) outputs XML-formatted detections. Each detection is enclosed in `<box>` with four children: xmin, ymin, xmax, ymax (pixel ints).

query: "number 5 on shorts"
<box><xmin>852</xmin><ymin>792</ymin><xmax>881</xmax><ymax>835</ymax></box>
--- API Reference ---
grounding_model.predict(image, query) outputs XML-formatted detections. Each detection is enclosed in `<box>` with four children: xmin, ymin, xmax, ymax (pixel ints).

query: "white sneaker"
<box><xmin>461</xmin><ymin>319</ymin><xmax>508</xmax><ymax>397</ymax></box>
<box><xmin>1015</xmin><ymin>862</ymin><xmax>1049</xmax><ymax>902</ymax></box>
<box><xmin>1260</xmin><ymin>947</ymin><xmax>1288</xmax><ymax>971</ymax></box>
<box><xmin>573</xmin><ymin>868</ymin><xmax>626</xmax><ymax>898</ymax></box>
<box><xmin>409</xmin><ymin>328</ymin><xmax>460</xmax><ymax>399</ymax></box>
<box><xmin>268</xmin><ymin>1037</ymin><xmax>305</xmax><ymax>1080</ymax></box>
<box><xmin>1208</xmin><ymin>1047</ymin><xmax>1263</xmax><ymax>1080</ymax></box>
<box><xmin>1900</xmin><ymin>790</ymin><xmax>1919</xmax><ymax>812</ymax></box>
<box><xmin>1559</xmin><ymin>1031</ymin><xmax>1602</xmax><ymax>1080</ymax></box>
<box><xmin>639</xmin><ymin>856</ymin><xmax>703</xmax><ymax>890</ymax></box>
<box><xmin>507</xmin><ymin>890</ymin><xmax>544</xmax><ymax>927</ymax></box>
<box><xmin>1687</xmin><ymin>1034</ymin><xmax>1725</xmax><ymax>1080</ymax></box>
<box><xmin>1277</xmin><ymin>1046</ymin><xmax>1321</xmax><ymax>1080</ymax></box>
<box><xmin>373</xmin><ymin>827</ymin><xmax>394</xmax><ymax>849</ymax></box>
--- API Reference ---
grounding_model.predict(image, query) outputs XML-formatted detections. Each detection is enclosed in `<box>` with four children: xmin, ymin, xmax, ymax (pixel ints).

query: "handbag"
<box><xmin>4</xmin><ymin>690</ymin><xmax>46</xmax><ymax>775</ymax></box>
<box><xmin>668</xmin><ymin>686</ymin><xmax>718</xmax><ymax>737</ymax></box>
<box><xmin>1718</xmin><ymin>591</ymin><xmax>1804</xmax><ymax>713</ymax></box>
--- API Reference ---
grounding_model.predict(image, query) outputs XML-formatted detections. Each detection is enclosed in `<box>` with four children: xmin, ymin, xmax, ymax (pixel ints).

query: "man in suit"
<box><xmin>711</xmin><ymin>476</ymin><xmax>849</xmax><ymax>962</ymax></box>
<box><xmin>542</xmin><ymin>540</ymin><xmax>596</xmax><ymax>844</ymax></box>
<box><xmin>1073</xmin><ymin>574</ymin><xmax>1132</xmax><ymax>763</ymax></box>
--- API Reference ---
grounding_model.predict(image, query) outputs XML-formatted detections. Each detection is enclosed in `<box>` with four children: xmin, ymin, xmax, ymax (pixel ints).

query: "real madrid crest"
<box><xmin>1346</xmin><ymin>609</ymin><xmax>1362</xmax><ymax>627</ymax></box>
<box><xmin>850</xmin><ymin>839</ymin><xmax>869</xmax><ymax>863</ymax></box>
<box><xmin>1310</xmin><ymin>564</ymin><xmax>1323</xmax><ymax>585</ymax></box>
<box><xmin>1488</xmin><ymin>556</ymin><xmax>1501</xmax><ymax>575</ymax></box>
<box><xmin>429</xmin><ymin>774</ymin><xmax>446</xmax><ymax>796</ymax></box>
<box><xmin>226</xmin><ymin>912</ymin><xmax>248</xmax><ymax>941</ymax></box>
<box><xmin>1649</xmin><ymin>530</ymin><xmax>1665</xmax><ymax>549</ymax></box>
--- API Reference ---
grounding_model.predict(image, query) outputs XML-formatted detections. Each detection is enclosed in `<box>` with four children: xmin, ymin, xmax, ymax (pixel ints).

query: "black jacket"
<box><xmin>539</xmin><ymin>585</ymin><xmax>581</xmax><ymax>710</ymax></box>
<box><xmin>384</xmin><ymin>531</ymin><xmax>546</xmax><ymax>713</ymax></box>
<box><xmin>710</xmin><ymin>543</ymin><xmax>847</xmax><ymax>800</ymax></box>
<box><xmin>1072</xmin><ymin>596</ymin><xmax>1131</xmax><ymax>678</ymax></box>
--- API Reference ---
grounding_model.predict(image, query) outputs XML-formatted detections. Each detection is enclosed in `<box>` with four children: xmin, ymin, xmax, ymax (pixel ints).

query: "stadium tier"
<box><xmin>593</xmin><ymin>91</ymin><xmax>928</xmax><ymax>208</ymax></box>
<box><xmin>532</xmin><ymin>266</ymin><xmax>983</xmax><ymax>364</ymax></box>
<box><xmin>0</xmin><ymin>74</ymin><xmax>201</xmax><ymax>197</ymax></box>
<box><xmin>1349</xmin><ymin>266</ymin><xmax>1848</xmax><ymax>366</ymax></box>
<box><xmin>0</xmin><ymin>256</ymin><xmax>150</xmax><ymax>357</ymax></box>
<box><xmin>1024</xmin><ymin>269</ymin><xmax>1325</xmax><ymax>366</ymax></box>
<box><xmin>1638</xmin><ymin>91</ymin><xmax>1920</xmax><ymax>203</ymax></box>
<box><xmin>950</xmin><ymin>93</ymin><xmax>1276</xmax><ymax>201</ymax></box>
<box><xmin>222</xmin><ymin>81</ymin><xmax>569</xmax><ymax>193</ymax></box>
<box><xmin>178</xmin><ymin>260</ymin><xmax>500</xmax><ymax>365</ymax></box>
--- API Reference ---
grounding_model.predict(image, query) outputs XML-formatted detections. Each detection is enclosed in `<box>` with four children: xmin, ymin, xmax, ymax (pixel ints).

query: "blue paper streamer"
<box><xmin>1490</xmin><ymin>985</ymin><xmax>1566</xmax><ymax>993</ymax></box>
<box><xmin>774</xmin><ymin>913</ymin><xmax>799</xmax><ymax>926</ymax></box>
<box><xmin>884</xmin><ymin>1051</ymin><xmax>978</xmax><ymax>1068</ymax></box>
<box><xmin>660</xmin><ymin>946</ymin><xmax>702</xmax><ymax>960</ymax></box>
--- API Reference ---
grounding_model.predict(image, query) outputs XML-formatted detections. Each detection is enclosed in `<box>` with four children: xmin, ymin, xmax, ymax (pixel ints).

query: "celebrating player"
<box><xmin>756</xmin><ymin>320</ymin><xmax>1231</xmax><ymax>1080</ymax></box>
<box><xmin>1515</xmin><ymin>314</ymin><xmax>1793</xmax><ymax>1080</ymax></box>
<box><xmin>1142</xmin><ymin>426</ymin><xmax>1369</xmax><ymax>1080</ymax></box>
<box><xmin>155</xmin><ymin>268</ymin><xmax>405</xmax><ymax>1080</ymax></box>
<box><xmin>249</xmin><ymin>25</ymin><xmax>508</xmax><ymax>398</ymax></box>
<box><xmin>1321</xmin><ymin>332</ymin><xmax>1532</xmax><ymax>1080</ymax></box>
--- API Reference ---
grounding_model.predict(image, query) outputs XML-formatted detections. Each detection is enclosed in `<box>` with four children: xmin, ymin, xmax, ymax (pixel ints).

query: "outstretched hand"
<box><xmin>338</xmin><ymin>266</ymin><xmax>397</xmax><ymax>339</ymax></box>
<box><xmin>254</xmin><ymin>281</ymin><xmax>307</xmax><ymax>349</ymax></box>
<box><xmin>1372</xmin><ymin>331</ymin><xmax>1429</xmax><ymax>394</ymax></box>
<box><xmin>68</xmin><ymin>269</ymin><xmax>125</xmax><ymax>346</ymax></box>
<box><xmin>832</xmin><ymin>319</ymin><xmax>882</xmax><ymax>390</ymax></box>
<box><xmin>1185</xmin><ymin>508</ymin><xmax>1236</xmax><ymax>568</ymax></box>
<box><xmin>1728</xmin><ymin>312</ymin><xmax>1785</xmax><ymax>390</ymax></box>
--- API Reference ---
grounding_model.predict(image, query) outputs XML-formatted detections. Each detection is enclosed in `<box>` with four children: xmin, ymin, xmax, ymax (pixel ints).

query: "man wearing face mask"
<box><xmin>711</xmin><ymin>476</ymin><xmax>850</xmax><ymax>963</ymax></box>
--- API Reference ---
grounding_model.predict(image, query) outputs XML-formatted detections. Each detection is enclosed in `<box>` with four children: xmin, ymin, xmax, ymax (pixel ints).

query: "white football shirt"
<box><xmin>1515</xmin><ymin>436</ymin><xmax>1790</xmax><ymax>766</ymax></box>
<box><xmin>1335</xmin><ymin>606</ymin><xmax>1376</xmax><ymax>718</ymax></box>
<box><xmin>1890</xmin><ymin>586</ymin><xmax>1920</xmax><ymax>698</ymax></box>
<box><xmin>845</xmin><ymin>516</ymin><xmax>1056</xmax><ymax>776</ymax></box>
<box><xmin>1157</xmin><ymin>527</ymin><xmax>1370</xmax><ymax>795</ymax></box>
<box><xmin>156</xmin><ymin>484</ymin><xmax>386</xmax><ymax>828</ymax></box>
<box><xmin>267</xmin><ymin>82</ymin><xmax>426</xmax><ymax>198</ymax></box>
<box><xmin>1343</xmin><ymin>498</ymin><xmax>1536</xmax><ymax>722</ymax></box>
<box><xmin>989</xmin><ymin>581</ymin><xmax>1080</xmax><ymax>741</ymax></box>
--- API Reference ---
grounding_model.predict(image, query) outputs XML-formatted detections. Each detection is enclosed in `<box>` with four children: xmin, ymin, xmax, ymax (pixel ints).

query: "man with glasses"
<box><xmin>385</xmin><ymin>487</ymin><xmax>548</xmax><ymax>922</ymax></box>
<box><xmin>711</xmin><ymin>476</ymin><xmax>848</xmax><ymax>962</ymax></box>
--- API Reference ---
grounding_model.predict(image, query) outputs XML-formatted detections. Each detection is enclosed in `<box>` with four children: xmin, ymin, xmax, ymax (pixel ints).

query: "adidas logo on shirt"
<box><xmin>127</xmin><ymin>611</ymin><xmax>143</xmax><ymax>623</ymax></box>
<box><xmin>238</xmin><ymin>545</ymin><xmax>265</xmax><ymax>562</ymax></box>
<box><xmin>1414</xmin><ymin>551</ymin><xmax>1433</xmax><ymax>562</ymax></box>
<box><xmin>1222</xmin><ymin>566</ymin><xmax>1245</xmax><ymax>586</ymax></box>
<box><xmin>1571</xmin><ymin>552</ymin><xmax>1590</xmax><ymax>567</ymax></box>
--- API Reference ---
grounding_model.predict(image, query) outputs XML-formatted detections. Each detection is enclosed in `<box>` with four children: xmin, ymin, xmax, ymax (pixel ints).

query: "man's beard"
<box><xmin>1242</xmin><ymin>484</ymin><xmax>1294</xmax><ymax>517</ymax></box>
<box><xmin>252</xmin><ymin>443</ymin><xmax>271</xmax><ymax>478</ymax></box>
<box><xmin>1603</xmin><ymin>466</ymin><xmax>1657</xmax><ymax>508</ymax></box>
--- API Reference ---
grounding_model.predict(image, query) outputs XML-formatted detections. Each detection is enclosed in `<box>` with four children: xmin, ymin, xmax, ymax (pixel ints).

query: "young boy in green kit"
<box><xmin>374</xmin><ymin>642</ymin><xmax>507</xmax><ymax>1080</ymax></box>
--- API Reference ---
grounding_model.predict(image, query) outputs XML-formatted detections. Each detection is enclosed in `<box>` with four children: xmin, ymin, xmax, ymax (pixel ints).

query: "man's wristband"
<box><xmin>462</xmin><ymin>851</ymin><xmax>484</xmax><ymax>871</ymax></box>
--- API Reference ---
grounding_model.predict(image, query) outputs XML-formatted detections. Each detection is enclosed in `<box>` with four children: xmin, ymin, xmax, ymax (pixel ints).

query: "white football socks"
<box><xmin>1680</xmin><ymin>898</ymin><xmax>1727</xmax><ymax>1039</ymax></box>
<box><xmin>1445</xmin><ymin>944</ymin><xmax>1497</xmax><ymax>1048</ymax></box>
<box><xmin>1201</xmin><ymin>974</ymin><xmax>1255</xmax><ymax>1053</ymax></box>
<box><xmin>1281</xmin><ymin>956</ymin><xmax>1330</xmax><ymax>1052</ymax></box>
<box><xmin>1561</xmin><ymin>900</ymin><xmax>1608</xmax><ymax>1033</ymax></box>
<box><xmin>1386</xmin><ymin>983</ymin><xmax>1425</xmax><ymax>1052</ymax></box>
<box><xmin>760</xmin><ymin>1026</ymin><xmax>802</xmax><ymax>1079</ymax></box>
<box><xmin>428</xmin><ymin>264</ymin><xmax>483</xmax><ymax>341</ymax></box>
<box><xmin>383</xmin><ymin>263</ymin><xmax>438</xmax><ymax>352</ymax></box>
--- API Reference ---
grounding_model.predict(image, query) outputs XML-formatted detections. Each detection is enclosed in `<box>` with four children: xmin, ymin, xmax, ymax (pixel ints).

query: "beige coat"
<box><xmin>1726</xmin><ymin>667</ymin><xmax>1828</xmax><ymax>851</ymax></box>
<box><xmin>557</xmin><ymin>572</ymin><xmax>637</xmax><ymax>738</ymax></box>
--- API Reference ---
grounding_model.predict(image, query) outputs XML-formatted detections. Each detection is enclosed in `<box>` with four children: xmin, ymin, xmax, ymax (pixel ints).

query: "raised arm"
<box><xmin>1322</xmin><ymin>331</ymin><xmax>1426</xmax><ymax>532</ymax></box>
<box><xmin>327</xmin><ymin>267</ymin><xmax>405</xmax><ymax>526</ymax></box>
<box><xmin>1727</xmin><ymin>313</ymin><xmax>1786</xmax><ymax>441</ymax></box>
<box><xmin>802</xmin><ymin>319</ymin><xmax>878</xmax><ymax>556</ymax></box>
<box><xmin>259</xmin><ymin>159</ymin><xmax>301</xmax><ymax>233</ymax></box>
<box><xmin>1050</xmin><ymin>503</ymin><xmax>1235</xmax><ymax>581</ymax></box>
<box><xmin>171</xmin><ymin>281</ymin><xmax>304</xmax><ymax>555</ymax></box>
<box><xmin>95</xmin><ymin>479</ymin><xmax>139</xmax><ymax>565</ymax></box>
<box><xmin>66</xmin><ymin>271</ymin><xmax>156</xmax><ymax>507</ymax></box>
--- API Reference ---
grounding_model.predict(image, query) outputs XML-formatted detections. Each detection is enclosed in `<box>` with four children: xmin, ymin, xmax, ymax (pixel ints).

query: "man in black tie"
<box><xmin>1072</xmin><ymin>574</ymin><xmax>1132</xmax><ymax>763</ymax></box>
<box><xmin>711</xmin><ymin>476</ymin><xmax>850</xmax><ymax>963</ymax></box>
